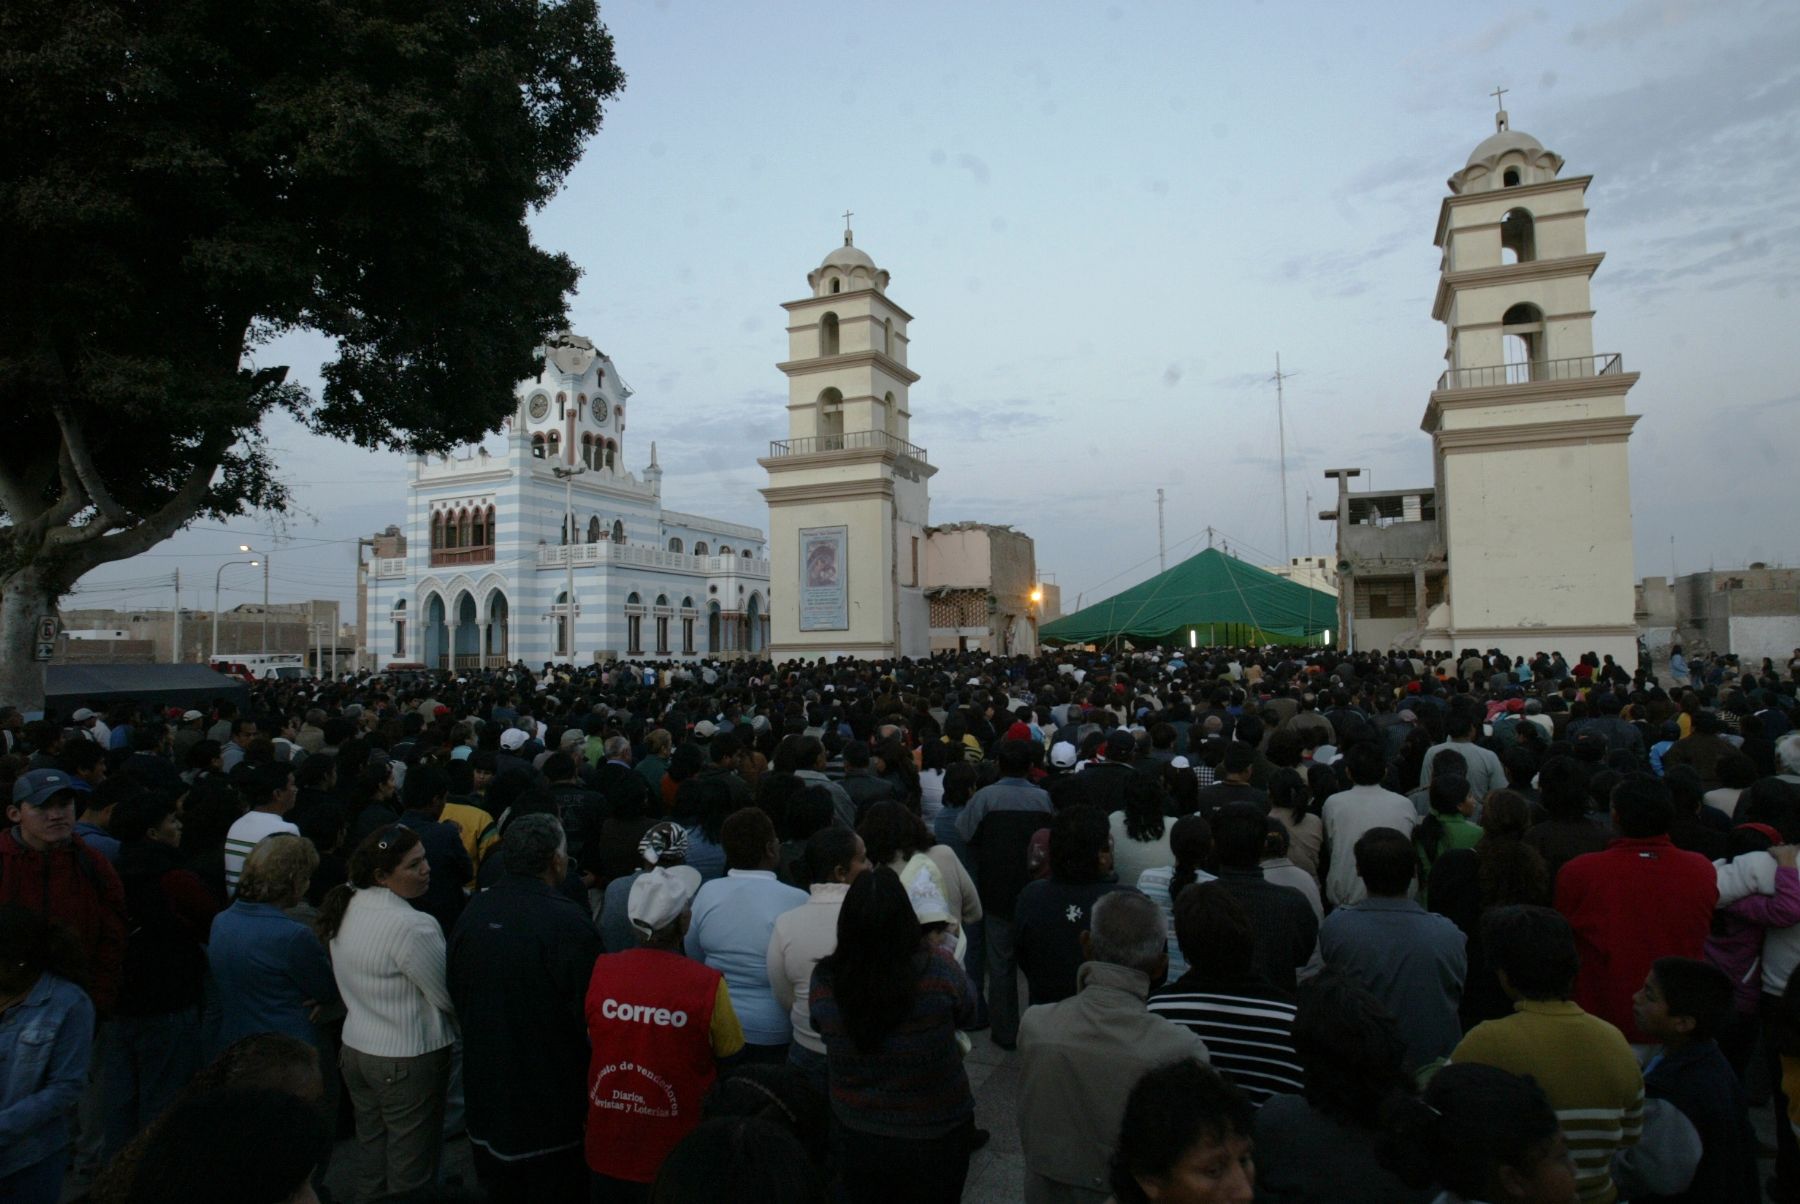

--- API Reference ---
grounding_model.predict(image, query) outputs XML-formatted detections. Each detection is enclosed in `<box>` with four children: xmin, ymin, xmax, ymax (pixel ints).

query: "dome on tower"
<box><xmin>820</xmin><ymin>241</ymin><xmax>876</xmax><ymax>271</ymax></box>
<box><xmin>1448</xmin><ymin>109</ymin><xmax>1564</xmax><ymax>195</ymax></box>
<box><xmin>1466</xmin><ymin>124</ymin><xmax>1544</xmax><ymax>167</ymax></box>
<box><xmin>807</xmin><ymin>225</ymin><xmax>889</xmax><ymax>296</ymax></box>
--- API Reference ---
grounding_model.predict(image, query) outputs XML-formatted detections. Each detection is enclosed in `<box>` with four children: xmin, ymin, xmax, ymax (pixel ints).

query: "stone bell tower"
<box><xmin>1424</xmin><ymin>101</ymin><xmax>1640</xmax><ymax>662</ymax></box>
<box><xmin>759</xmin><ymin>220</ymin><xmax>935</xmax><ymax>660</ymax></box>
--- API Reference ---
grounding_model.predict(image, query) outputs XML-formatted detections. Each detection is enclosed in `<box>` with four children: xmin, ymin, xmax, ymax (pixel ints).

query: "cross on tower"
<box><xmin>842</xmin><ymin>209</ymin><xmax>854</xmax><ymax>245</ymax></box>
<box><xmin>1490</xmin><ymin>85</ymin><xmax>1508</xmax><ymax>110</ymax></box>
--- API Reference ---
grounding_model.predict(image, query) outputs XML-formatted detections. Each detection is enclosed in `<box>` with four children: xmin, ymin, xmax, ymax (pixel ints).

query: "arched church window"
<box><xmin>458</xmin><ymin>509</ymin><xmax>472</xmax><ymax>548</ymax></box>
<box><xmin>694</xmin><ymin>542</ymin><xmax>709</xmax><ymax>557</ymax></box>
<box><xmin>668</xmin><ymin>537</ymin><xmax>684</xmax><ymax>553</ymax></box>
<box><xmin>830</xmin><ymin>277</ymin><xmax>841</xmax><ymax>294</ymax></box>
<box><xmin>816</xmin><ymin>388</ymin><xmax>844</xmax><ymax>448</ymax></box>
<box><xmin>605</xmin><ymin>440</ymin><xmax>616</xmax><ymax>470</ymax></box>
<box><xmin>531</xmin><ymin>434</ymin><xmax>546</xmax><ymax>460</ymax></box>
<box><xmin>883</xmin><ymin>318</ymin><xmax>893</xmax><ymax>356</ymax></box>
<box><xmin>612</xmin><ymin>519</ymin><xmax>625</xmax><ymax>544</ymax></box>
<box><xmin>1499</xmin><ymin>208</ymin><xmax>1535</xmax><ymax>265</ymax></box>
<box><xmin>741</xmin><ymin>548</ymin><xmax>753</xmax><ymax>560</ymax></box>
<box><xmin>883</xmin><ymin>391</ymin><xmax>898</xmax><ymax>436</ymax></box>
<box><xmin>431</xmin><ymin>512</ymin><xmax>444</xmax><ymax>550</ymax></box>
<box><xmin>472</xmin><ymin>508</ymin><xmax>486</xmax><ymax>548</ymax></box>
<box><xmin>1503</xmin><ymin>167</ymin><xmax>1521</xmax><ymax>187</ymax></box>
<box><xmin>485</xmin><ymin>505</ymin><xmax>496</xmax><ymax>543</ymax></box>
<box><xmin>587</xmin><ymin>516</ymin><xmax>602</xmax><ymax>543</ymax></box>
<box><xmin>719</xmin><ymin>545</ymin><xmax>733</xmax><ymax>557</ymax></box>
<box><xmin>546</xmin><ymin>430</ymin><xmax>560</xmax><ymax>459</ymax></box>
<box><xmin>820</xmin><ymin>312</ymin><xmax>840</xmax><ymax>356</ymax></box>
<box><xmin>1501</xmin><ymin>302</ymin><xmax>1547</xmax><ymax>383</ymax></box>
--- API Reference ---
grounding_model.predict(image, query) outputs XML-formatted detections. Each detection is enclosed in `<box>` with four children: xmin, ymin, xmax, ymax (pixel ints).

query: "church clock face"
<box><xmin>528</xmin><ymin>394</ymin><xmax>549</xmax><ymax>421</ymax></box>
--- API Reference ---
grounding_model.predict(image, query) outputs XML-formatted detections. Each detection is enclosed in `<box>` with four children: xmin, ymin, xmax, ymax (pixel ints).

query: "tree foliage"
<box><xmin>0</xmin><ymin>0</ymin><xmax>625</xmax><ymax>590</ymax></box>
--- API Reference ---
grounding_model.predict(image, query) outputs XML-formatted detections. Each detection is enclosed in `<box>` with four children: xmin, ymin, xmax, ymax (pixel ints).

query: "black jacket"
<box><xmin>448</xmin><ymin>876</ymin><xmax>603</xmax><ymax>1160</ymax></box>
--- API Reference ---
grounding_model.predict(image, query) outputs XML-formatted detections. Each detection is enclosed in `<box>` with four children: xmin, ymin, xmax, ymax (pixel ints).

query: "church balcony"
<box><xmin>537</xmin><ymin>541</ymin><xmax>769</xmax><ymax>579</ymax></box>
<box><xmin>1436</xmin><ymin>353</ymin><xmax>1623</xmax><ymax>391</ymax></box>
<box><xmin>767</xmin><ymin>429</ymin><xmax>930</xmax><ymax>464</ymax></box>
<box><xmin>429</xmin><ymin>545</ymin><xmax>496</xmax><ymax>567</ymax></box>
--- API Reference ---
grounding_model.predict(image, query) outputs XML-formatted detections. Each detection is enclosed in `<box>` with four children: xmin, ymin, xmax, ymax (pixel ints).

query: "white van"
<box><xmin>209</xmin><ymin>654</ymin><xmax>311</xmax><ymax>682</ymax></box>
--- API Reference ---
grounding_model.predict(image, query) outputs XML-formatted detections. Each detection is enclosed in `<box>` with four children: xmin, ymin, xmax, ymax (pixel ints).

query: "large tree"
<box><xmin>0</xmin><ymin>0</ymin><xmax>624</xmax><ymax>708</ymax></box>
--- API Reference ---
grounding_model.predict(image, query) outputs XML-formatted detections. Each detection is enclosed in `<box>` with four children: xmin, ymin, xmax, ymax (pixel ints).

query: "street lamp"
<box><xmin>237</xmin><ymin>544</ymin><xmax>270</xmax><ymax>652</ymax></box>
<box><xmin>212</xmin><ymin>559</ymin><xmax>260</xmax><ymax>659</ymax></box>
<box><xmin>551</xmin><ymin>464</ymin><xmax>587</xmax><ymax>660</ymax></box>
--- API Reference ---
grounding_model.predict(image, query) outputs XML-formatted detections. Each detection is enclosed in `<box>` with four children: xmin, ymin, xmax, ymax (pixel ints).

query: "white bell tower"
<box><xmin>759</xmin><ymin>220</ymin><xmax>935</xmax><ymax>660</ymax></box>
<box><xmin>1424</xmin><ymin>101</ymin><xmax>1641</xmax><ymax>661</ymax></box>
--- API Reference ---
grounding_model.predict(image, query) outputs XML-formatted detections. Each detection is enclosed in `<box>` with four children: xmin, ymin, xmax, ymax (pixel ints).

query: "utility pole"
<box><xmin>1271</xmin><ymin>354</ymin><xmax>1297</xmax><ymax>566</ymax></box>
<box><xmin>171</xmin><ymin>569</ymin><xmax>182</xmax><ymax>664</ymax></box>
<box><xmin>553</xmin><ymin>464</ymin><xmax>588</xmax><ymax>662</ymax></box>
<box><xmin>1304</xmin><ymin>491</ymin><xmax>1314</xmax><ymax>559</ymax></box>
<box><xmin>1156</xmin><ymin>489</ymin><xmax>1166</xmax><ymax>573</ymax></box>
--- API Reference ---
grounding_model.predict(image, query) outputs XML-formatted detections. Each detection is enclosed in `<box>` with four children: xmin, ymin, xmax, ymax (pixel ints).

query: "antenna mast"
<box><xmin>1271</xmin><ymin>354</ymin><xmax>1297</xmax><ymax>565</ymax></box>
<box><xmin>1156</xmin><ymin>489</ymin><xmax>1166</xmax><ymax>573</ymax></box>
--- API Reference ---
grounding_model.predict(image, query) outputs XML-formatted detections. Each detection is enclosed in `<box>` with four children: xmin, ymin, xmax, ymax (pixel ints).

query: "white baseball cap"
<box><xmin>71</xmin><ymin>708</ymin><xmax>96</xmax><ymax>722</ymax></box>
<box><xmin>499</xmin><ymin>728</ymin><xmax>529</xmax><ymax>751</ymax></box>
<box><xmin>1049</xmin><ymin>741</ymin><xmax>1078</xmax><ymax>769</ymax></box>
<box><xmin>628</xmin><ymin>866</ymin><xmax>703</xmax><ymax>938</ymax></box>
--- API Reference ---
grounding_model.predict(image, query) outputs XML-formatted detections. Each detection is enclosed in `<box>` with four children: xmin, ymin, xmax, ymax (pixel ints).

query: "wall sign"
<box><xmin>798</xmin><ymin>526</ymin><xmax>849</xmax><ymax>631</ymax></box>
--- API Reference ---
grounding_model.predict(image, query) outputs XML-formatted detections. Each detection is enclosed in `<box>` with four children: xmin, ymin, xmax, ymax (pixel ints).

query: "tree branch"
<box><xmin>50</xmin><ymin>399</ymin><xmax>130</xmax><ymax>527</ymax></box>
<box><xmin>57</xmin><ymin>434</ymin><xmax>227</xmax><ymax>569</ymax></box>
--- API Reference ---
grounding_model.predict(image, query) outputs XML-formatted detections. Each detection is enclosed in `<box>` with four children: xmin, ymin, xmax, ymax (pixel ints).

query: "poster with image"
<box><xmin>799</xmin><ymin>525</ymin><xmax>849</xmax><ymax>631</ymax></box>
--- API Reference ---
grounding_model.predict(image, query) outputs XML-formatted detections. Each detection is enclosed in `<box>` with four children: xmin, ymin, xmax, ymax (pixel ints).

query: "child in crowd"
<box><xmin>1631</xmin><ymin>957</ymin><xmax>1760</xmax><ymax>1204</ymax></box>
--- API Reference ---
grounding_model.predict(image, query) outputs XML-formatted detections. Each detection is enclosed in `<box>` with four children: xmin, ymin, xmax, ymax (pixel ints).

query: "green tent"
<box><xmin>1040</xmin><ymin>548</ymin><xmax>1336</xmax><ymax>647</ymax></box>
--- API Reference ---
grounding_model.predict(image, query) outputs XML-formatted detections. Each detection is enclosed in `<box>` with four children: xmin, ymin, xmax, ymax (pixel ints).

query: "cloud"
<box><xmin>1567</xmin><ymin>0</ymin><xmax>1699</xmax><ymax>47</ymax></box>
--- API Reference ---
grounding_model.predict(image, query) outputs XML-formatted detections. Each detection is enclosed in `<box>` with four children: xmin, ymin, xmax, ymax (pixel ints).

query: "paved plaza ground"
<box><xmin>314</xmin><ymin>1024</ymin><xmax>1779</xmax><ymax>1203</ymax></box>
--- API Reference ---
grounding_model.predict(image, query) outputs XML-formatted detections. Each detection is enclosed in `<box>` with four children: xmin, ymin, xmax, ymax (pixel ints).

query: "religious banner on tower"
<box><xmin>798</xmin><ymin>525</ymin><xmax>849</xmax><ymax>631</ymax></box>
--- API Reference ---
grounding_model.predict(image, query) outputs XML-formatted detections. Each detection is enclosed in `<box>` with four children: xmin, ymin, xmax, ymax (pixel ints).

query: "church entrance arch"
<box><xmin>452</xmin><ymin>592</ymin><xmax>480</xmax><ymax>670</ymax></box>
<box><xmin>422</xmin><ymin>593</ymin><xmax>448</xmax><ymax>670</ymax></box>
<box><xmin>483</xmin><ymin>592</ymin><xmax>510</xmax><ymax>665</ymax></box>
<box><xmin>743</xmin><ymin>593</ymin><xmax>763</xmax><ymax>654</ymax></box>
<box><xmin>707</xmin><ymin>602</ymin><xmax>722</xmax><ymax>655</ymax></box>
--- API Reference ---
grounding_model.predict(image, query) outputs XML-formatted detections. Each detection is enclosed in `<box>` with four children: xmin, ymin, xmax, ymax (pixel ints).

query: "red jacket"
<box><xmin>1555</xmin><ymin>834</ymin><xmax>1717</xmax><ymax>1042</ymax></box>
<box><xmin>0</xmin><ymin>827</ymin><xmax>128</xmax><ymax>1016</ymax></box>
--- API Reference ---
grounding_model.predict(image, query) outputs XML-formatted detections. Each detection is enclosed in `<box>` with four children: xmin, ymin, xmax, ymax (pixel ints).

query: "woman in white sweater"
<box><xmin>319</xmin><ymin>824</ymin><xmax>456</xmax><ymax>1202</ymax></box>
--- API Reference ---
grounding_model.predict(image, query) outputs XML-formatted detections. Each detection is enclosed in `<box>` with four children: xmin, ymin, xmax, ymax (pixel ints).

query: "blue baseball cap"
<box><xmin>11</xmin><ymin>769</ymin><xmax>78</xmax><ymax>809</ymax></box>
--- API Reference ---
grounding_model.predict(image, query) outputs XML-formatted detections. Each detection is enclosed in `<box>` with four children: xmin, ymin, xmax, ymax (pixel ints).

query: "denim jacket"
<box><xmin>0</xmin><ymin>972</ymin><xmax>95</xmax><ymax>1177</ymax></box>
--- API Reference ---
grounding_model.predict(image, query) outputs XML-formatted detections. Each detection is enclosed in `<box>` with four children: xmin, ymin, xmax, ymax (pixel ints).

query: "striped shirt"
<box><xmin>1136</xmin><ymin>865</ymin><xmax>1217</xmax><ymax>980</ymax></box>
<box><xmin>222</xmin><ymin>809</ymin><xmax>299</xmax><ymax>892</ymax></box>
<box><xmin>1148</xmin><ymin>975</ymin><xmax>1303</xmax><ymax>1106</ymax></box>
<box><xmin>1451</xmin><ymin>999</ymin><xmax>1643</xmax><ymax>1203</ymax></box>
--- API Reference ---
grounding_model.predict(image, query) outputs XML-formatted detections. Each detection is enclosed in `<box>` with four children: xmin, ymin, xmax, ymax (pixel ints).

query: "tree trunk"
<box><xmin>1</xmin><ymin>563</ymin><xmax>65</xmax><ymax>712</ymax></box>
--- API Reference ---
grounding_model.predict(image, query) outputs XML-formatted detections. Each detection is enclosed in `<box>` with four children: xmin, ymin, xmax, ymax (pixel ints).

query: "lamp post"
<box><xmin>237</xmin><ymin>544</ymin><xmax>269</xmax><ymax>651</ymax></box>
<box><xmin>212</xmin><ymin>559</ymin><xmax>260</xmax><ymax>659</ymax></box>
<box><xmin>551</xmin><ymin>464</ymin><xmax>587</xmax><ymax>661</ymax></box>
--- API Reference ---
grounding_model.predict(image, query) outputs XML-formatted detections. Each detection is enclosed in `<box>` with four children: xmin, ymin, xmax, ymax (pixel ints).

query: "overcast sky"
<box><xmin>73</xmin><ymin>0</ymin><xmax>1800</xmax><ymax>622</ymax></box>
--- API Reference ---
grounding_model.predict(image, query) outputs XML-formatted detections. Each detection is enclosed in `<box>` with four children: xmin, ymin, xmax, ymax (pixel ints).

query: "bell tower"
<box><xmin>1424</xmin><ymin>103</ymin><xmax>1641</xmax><ymax>661</ymax></box>
<box><xmin>759</xmin><ymin>221</ymin><xmax>935</xmax><ymax>660</ymax></box>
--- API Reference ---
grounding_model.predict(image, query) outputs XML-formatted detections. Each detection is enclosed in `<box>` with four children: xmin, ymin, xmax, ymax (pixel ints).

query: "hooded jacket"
<box><xmin>0</xmin><ymin>828</ymin><xmax>127</xmax><ymax>1015</ymax></box>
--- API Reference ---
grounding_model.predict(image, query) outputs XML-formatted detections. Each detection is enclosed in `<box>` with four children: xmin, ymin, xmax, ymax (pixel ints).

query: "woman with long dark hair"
<box><xmin>808</xmin><ymin>868</ymin><xmax>977</xmax><ymax>1203</ymax></box>
<box><xmin>1380</xmin><ymin>1063</ymin><xmax>1575</xmax><ymax>1204</ymax></box>
<box><xmin>1136</xmin><ymin>814</ymin><xmax>1217</xmax><ymax>981</ymax></box>
<box><xmin>0</xmin><ymin>905</ymin><xmax>93</xmax><ymax>1203</ymax></box>
<box><xmin>1252</xmin><ymin>977</ymin><xmax>1433</xmax><ymax>1203</ymax></box>
<box><xmin>1109</xmin><ymin>772</ymin><xmax>1174</xmax><ymax>888</ymax></box>
<box><xmin>1427</xmin><ymin>791</ymin><xmax>1549</xmax><ymax>1028</ymax></box>
<box><xmin>1267</xmin><ymin>767</ymin><xmax>1323</xmax><ymax>877</ymax></box>
<box><xmin>320</xmin><ymin>825</ymin><xmax>455</xmax><ymax>1202</ymax></box>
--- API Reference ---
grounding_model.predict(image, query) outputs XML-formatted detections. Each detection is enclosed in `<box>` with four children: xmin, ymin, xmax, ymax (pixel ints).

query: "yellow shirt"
<box><xmin>440</xmin><ymin>801</ymin><xmax>499</xmax><ymax>889</ymax></box>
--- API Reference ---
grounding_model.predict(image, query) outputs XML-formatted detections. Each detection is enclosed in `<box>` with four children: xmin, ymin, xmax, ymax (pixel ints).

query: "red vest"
<box><xmin>583</xmin><ymin>947</ymin><xmax>724</xmax><ymax>1182</ymax></box>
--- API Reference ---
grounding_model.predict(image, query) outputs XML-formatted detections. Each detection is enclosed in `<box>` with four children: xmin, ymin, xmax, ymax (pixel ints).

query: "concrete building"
<box><xmin>923</xmin><ymin>522</ymin><xmax>1042</xmax><ymax>655</ymax></box>
<box><xmin>1263</xmin><ymin>556</ymin><xmax>1338</xmax><ymax>598</ymax></box>
<box><xmin>1324</xmin><ymin>106</ymin><xmax>1640</xmax><ymax>662</ymax></box>
<box><xmin>365</xmin><ymin>336</ymin><xmax>769</xmax><ymax>670</ymax></box>
<box><xmin>56</xmin><ymin>602</ymin><xmax>351</xmax><ymax>670</ymax></box>
<box><xmin>759</xmin><ymin>225</ymin><xmax>935</xmax><ymax>660</ymax></box>
<box><xmin>1638</xmin><ymin>567</ymin><xmax>1800</xmax><ymax>667</ymax></box>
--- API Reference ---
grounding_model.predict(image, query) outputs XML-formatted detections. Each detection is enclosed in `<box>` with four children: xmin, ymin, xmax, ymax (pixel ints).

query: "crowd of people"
<box><xmin>1</xmin><ymin>640</ymin><xmax>1798</xmax><ymax>1203</ymax></box>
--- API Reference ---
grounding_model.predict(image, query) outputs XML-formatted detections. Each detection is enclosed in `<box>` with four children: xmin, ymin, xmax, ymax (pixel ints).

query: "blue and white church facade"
<box><xmin>366</xmin><ymin>335</ymin><xmax>770</xmax><ymax>669</ymax></box>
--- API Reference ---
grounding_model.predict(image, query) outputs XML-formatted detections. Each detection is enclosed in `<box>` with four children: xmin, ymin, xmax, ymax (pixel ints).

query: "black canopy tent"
<box><xmin>42</xmin><ymin>664</ymin><xmax>250</xmax><ymax>715</ymax></box>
